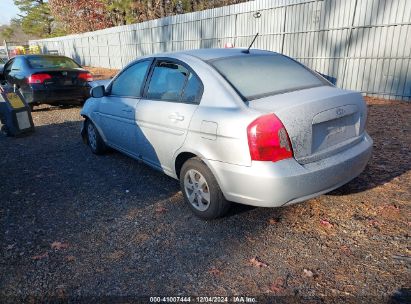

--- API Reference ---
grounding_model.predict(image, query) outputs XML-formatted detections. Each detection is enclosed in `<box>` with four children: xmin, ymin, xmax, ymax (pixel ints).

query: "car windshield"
<box><xmin>211</xmin><ymin>54</ymin><xmax>326</xmax><ymax>100</ymax></box>
<box><xmin>27</xmin><ymin>56</ymin><xmax>80</xmax><ymax>69</ymax></box>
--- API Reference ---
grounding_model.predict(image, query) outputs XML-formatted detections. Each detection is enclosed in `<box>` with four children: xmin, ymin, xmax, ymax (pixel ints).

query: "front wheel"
<box><xmin>85</xmin><ymin>120</ymin><xmax>106</xmax><ymax>154</ymax></box>
<box><xmin>180</xmin><ymin>157</ymin><xmax>230</xmax><ymax>219</ymax></box>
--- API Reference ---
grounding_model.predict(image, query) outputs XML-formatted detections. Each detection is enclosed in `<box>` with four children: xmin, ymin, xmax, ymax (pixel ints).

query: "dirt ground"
<box><xmin>0</xmin><ymin>69</ymin><xmax>410</xmax><ymax>302</ymax></box>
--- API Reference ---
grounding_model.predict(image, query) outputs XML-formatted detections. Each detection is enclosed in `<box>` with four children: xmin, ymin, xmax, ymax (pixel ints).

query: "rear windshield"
<box><xmin>27</xmin><ymin>56</ymin><xmax>80</xmax><ymax>69</ymax></box>
<box><xmin>211</xmin><ymin>54</ymin><xmax>326</xmax><ymax>100</ymax></box>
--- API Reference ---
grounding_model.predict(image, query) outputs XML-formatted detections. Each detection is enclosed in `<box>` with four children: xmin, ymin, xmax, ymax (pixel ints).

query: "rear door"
<box><xmin>98</xmin><ymin>59</ymin><xmax>152</xmax><ymax>154</ymax></box>
<box><xmin>135</xmin><ymin>58</ymin><xmax>203</xmax><ymax>173</ymax></box>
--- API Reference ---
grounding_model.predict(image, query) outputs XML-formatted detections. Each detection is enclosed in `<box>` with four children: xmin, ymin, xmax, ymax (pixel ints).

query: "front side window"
<box><xmin>211</xmin><ymin>54</ymin><xmax>326</xmax><ymax>100</ymax></box>
<box><xmin>110</xmin><ymin>60</ymin><xmax>150</xmax><ymax>97</ymax></box>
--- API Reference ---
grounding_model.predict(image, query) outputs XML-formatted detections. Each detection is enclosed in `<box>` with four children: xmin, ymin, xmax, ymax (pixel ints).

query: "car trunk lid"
<box><xmin>33</xmin><ymin>68</ymin><xmax>89</xmax><ymax>88</ymax></box>
<box><xmin>248</xmin><ymin>86</ymin><xmax>367</xmax><ymax>164</ymax></box>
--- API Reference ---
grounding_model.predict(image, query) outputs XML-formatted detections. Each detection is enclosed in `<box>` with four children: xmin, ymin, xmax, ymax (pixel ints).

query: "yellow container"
<box><xmin>29</xmin><ymin>45</ymin><xmax>41</xmax><ymax>54</ymax></box>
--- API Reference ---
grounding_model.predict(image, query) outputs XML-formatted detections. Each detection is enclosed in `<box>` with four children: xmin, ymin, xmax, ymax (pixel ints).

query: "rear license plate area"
<box><xmin>312</xmin><ymin>114</ymin><xmax>358</xmax><ymax>153</ymax></box>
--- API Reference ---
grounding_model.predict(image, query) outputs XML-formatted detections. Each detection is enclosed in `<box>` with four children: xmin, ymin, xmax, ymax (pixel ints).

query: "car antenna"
<box><xmin>242</xmin><ymin>33</ymin><xmax>259</xmax><ymax>54</ymax></box>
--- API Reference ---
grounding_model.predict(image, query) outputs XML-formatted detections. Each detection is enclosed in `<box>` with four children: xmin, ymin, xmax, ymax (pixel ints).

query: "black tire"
<box><xmin>1</xmin><ymin>124</ymin><xmax>11</xmax><ymax>136</ymax></box>
<box><xmin>180</xmin><ymin>157</ymin><xmax>230</xmax><ymax>219</ymax></box>
<box><xmin>85</xmin><ymin>119</ymin><xmax>106</xmax><ymax>155</ymax></box>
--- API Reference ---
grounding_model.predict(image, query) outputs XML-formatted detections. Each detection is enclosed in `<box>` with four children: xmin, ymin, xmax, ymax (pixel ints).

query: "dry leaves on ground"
<box><xmin>208</xmin><ymin>267</ymin><xmax>222</xmax><ymax>276</ymax></box>
<box><xmin>269</xmin><ymin>277</ymin><xmax>286</xmax><ymax>294</ymax></box>
<box><xmin>303</xmin><ymin>269</ymin><xmax>314</xmax><ymax>278</ymax></box>
<box><xmin>155</xmin><ymin>206</ymin><xmax>168</xmax><ymax>213</ymax></box>
<box><xmin>32</xmin><ymin>252</ymin><xmax>49</xmax><ymax>260</ymax></box>
<box><xmin>320</xmin><ymin>219</ymin><xmax>333</xmax><ymax>229</ymax></box>
<box><xmin>51</xmin><ymin>242</ymin><xmax>69</xmax><ymax>250</ymax></box>
<box><xmin>249</xmin><ymin>257</ymin><xmax>268</xmax><ymax>268</ymax></box>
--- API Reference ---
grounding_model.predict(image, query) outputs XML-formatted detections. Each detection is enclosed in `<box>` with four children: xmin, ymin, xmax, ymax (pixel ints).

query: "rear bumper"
<box><xmin>27</xmin><ymin>85</ymin><xmax>90</xmax><ymax>104</ymax></box>
<box><xmin>207</xmin><ymin>133</ymin><xmax>373</xmax><ymax>207</ymax></box>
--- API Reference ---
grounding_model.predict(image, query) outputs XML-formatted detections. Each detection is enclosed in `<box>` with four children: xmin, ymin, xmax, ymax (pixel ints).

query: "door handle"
<box><xmin>122</xmin><ymin>107</ymin><xmax>132</xmax><ymax>113</ymax></box>
<box><xmin>168</xmin><ymin>113</ymin><xmax>185</xmax><ymax>121</ymax></box>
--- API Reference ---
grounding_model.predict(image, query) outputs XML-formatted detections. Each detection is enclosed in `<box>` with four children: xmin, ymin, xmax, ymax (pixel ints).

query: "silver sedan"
<box><xmin>81</xmin><ymin>48</ymin><xmax>373</xmax><ymax>219</ymax></box>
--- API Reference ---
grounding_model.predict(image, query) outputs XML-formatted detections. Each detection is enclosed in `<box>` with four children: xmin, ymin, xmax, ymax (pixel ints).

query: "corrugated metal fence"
<box><xmin>30</xmin><ymin>0</ymin><xmax>411</xmax><ymax>101</ymax></box>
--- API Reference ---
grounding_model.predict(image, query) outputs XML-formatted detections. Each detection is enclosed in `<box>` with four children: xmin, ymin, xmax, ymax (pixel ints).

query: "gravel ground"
<box><xmin>0</xmin><ymin>89</ymin><xmax>410</xmax><ymax>302</ymax></box>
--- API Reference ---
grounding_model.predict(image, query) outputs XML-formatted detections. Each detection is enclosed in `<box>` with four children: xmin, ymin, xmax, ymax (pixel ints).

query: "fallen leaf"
<box><xmin>51</xmin><ymin>241</ymin><xmax>69</xmax><ymax>250</ymax></box>
<box><xmin>32</xmin><ymin>252</ymin><xmax>49</xmax><ymax>260</ymax></box>
<box><xmin>155</xmin><ymin>206</ymin><xmax>167</xmax><ymax>213</ymax></box>
<box><xmin>249</xmin><ymin>257</ymin><xmax>268</xmax><ymax>268</ymax></box>
<box><xmin>268</xmin><ymin>218</ymin><xmax>280</xmax><ymax>224</ymax></box>
<box><xmin>65</xmin><ymin>255</ymin><xmax>76</xmax><ymax>262</ymax></box>
<box><xmin>108</xmin><ymin>250</ymin><xmax>125</xmax><ymax>260</ymax></box>
<box><xmin>207</xmin><ymin>267</ymin><xmax>222</xmax><ymax>275</ymax></box>
<box><xmin>368</xmin><ymin>219</ymin><xmax>380</xmax><ymax>227</ymax></box>
<box><xmin>340</xmin><ymin>245</ymin><xmax>352</xmax><ymax>256</ymax></box>
<box><xmin>303</xmin><ymin>269</ymin><xmax>314</xmax><ymax>278</ymax></box>
<box><xmin>320</xmin><ymin>219</ymin><xmax>333</xmax><ymax>229</ymax></box>
<box><xmin>378</xmin><ymin>204</ymin><xmax>400</xmax><ymax>213</ymax></box>
<box><xmin>269</xmin><ymin>277</ymin><xmax>285</xmax><ymax>294</ymax></box>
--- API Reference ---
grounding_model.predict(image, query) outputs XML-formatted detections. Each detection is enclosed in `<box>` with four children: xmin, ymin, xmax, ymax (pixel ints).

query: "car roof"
<box><xmin>160</xmin><ymin>48</ymin><xmax>278</xmax><ymax>61</ymax></box>
<box><xmin>18</xmin><ymin>54</ymin><xmax>70</xmax><ymax>60</ymax></box>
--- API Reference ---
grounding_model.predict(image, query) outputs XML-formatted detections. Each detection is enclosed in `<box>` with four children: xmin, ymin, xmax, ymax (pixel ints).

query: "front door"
<box><xmin>98</xmin><ymin>60</ymin><xmax>151</xmax><ymax>155</ymax></box>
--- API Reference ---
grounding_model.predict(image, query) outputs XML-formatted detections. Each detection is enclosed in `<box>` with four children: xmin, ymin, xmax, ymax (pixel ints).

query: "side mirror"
<box><xmin>90</xmin><ymin>85</ymin><xmax>105</xmax><ymax>98</ymax></box>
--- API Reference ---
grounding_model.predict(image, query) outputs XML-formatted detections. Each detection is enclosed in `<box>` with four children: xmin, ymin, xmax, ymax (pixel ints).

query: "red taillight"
<box><xmin>78</xmin><ymin>72</ymin><xmax>93</xmax><ymax>82</ymax></box>
<box><xmin>247</xmin><ymin>114</ymin><xmax>293</xmax><ymax>162</ymax></box>
<box><xmin>28</xmin><ymin>73</ymin><xmax>52</xmax><ymax>84</ymax></box>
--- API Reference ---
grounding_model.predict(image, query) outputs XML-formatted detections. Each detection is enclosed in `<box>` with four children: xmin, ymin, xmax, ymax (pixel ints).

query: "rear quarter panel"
<box><xmin>173</xmin><ymin>54</ymin><xmax>260</xmax><ymax>168</ymax></box>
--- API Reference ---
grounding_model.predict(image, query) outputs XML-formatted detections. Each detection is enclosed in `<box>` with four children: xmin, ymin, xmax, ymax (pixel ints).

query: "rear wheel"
<box><xmin>86</xmin><ymin>120</ymin><xmax>106</xmax><ymax>154</ymax></box>
<box><xmin>180</xmin><ymin>157</ymin><xmax>230</xmax><ymax>219</ymax></box>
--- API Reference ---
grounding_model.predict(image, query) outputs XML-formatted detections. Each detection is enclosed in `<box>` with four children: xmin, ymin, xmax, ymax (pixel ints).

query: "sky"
<box><xmin>0</xmin><ymin>0</ymin><xmax>20</xmax><ymax>25</ymax></box>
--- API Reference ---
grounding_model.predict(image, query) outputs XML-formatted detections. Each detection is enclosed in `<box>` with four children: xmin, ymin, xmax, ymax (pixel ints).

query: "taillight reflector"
<box><xmin>247</xmin><ymin>114</ymin><xmax>293</xmax><ymax>162</ymax></box>
<box><xmin>78</xmin><ymin>72</ymin><xmax>93</xmax><ymax>82</ymax></box>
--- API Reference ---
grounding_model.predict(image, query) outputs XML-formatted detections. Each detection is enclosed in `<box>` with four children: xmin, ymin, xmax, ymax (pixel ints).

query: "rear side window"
<box><xmin>182</xmin><ymin>74</ymin><xmax>202</xmax><ymax>103</ymax></box>
<box><xmin>211</xmin><ymin>54</ymin><xmax>326</xmax><ymax>100</ymax></box>
<box><xmin>110</xmin><ymin>60</ymin><xmax>150</xmax><ymax>97</ymax></box>
<box><xmin>11</xmin><ymin>58</ymin><xmax>24</xmax><ymax>70</ymax></box>
<box><xmin>27</xmin><ymin>56</ymin><xmax>80</xmax><ymax>69</ymax></box>
<box><xmin>146</xmin><ymin>60</ymin><xmax>202</xmax><ymax>104</ymax></box>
